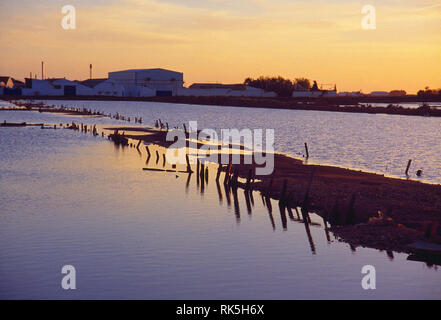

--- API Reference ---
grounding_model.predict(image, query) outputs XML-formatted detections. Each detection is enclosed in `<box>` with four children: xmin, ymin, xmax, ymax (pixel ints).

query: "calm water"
<box><xmin>31</xmin><ymin>99</ymin><xmax>441</xmax><ymax>185</ymax></box>
<box><xmin>0</xmin><ymin>103</ymin><xmax>440</xmax><ymax>299</ymax></box>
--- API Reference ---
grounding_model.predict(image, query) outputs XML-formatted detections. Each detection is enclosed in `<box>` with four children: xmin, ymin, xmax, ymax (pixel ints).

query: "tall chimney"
<box><xmin>41</xmin><ymin>61</ymin><xmax>45</xmax><ymax>80</ymax></box>
<box><xmin>90</xmin><ymin>64</ymin><xmax>92</xmax><ymax>79</ymax></box>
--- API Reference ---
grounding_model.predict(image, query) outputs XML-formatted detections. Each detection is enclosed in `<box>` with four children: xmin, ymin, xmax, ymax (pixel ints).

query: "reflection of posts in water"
<box><xmin>205</xmin><ymin>166</ymin><xmax>209</xmax><ymax>185</ymax></box>
<box><xmin>249</xmin><ymin>190</ymin><xmax>254</xmax><ymax>207</ymax></box>
<box><xmin>155</xmin><ymin>150</ymin><xmax>160</xmax><ymax>164</ymax></box>
<box><xmin>196</xmin><ymin>159</ymin><xmax>200</xmax><ymax>188</ymax></box>
<box><xmin>261</xmin><ymin>193</ymin><xmax>266</xmax><ymax>206</ymax></box>
<box><xmin>185</xmin><ymin>154</ymin><xmax>193</xmax><ymax>173</ymax></box>
<box><xmin>232</xmin><ymin>186</ymin><xmax>240</xmax><ymax>223</ymax></box>
<box><xmin>224</xmin><ymin>160</ymin><xmax>232</xmax><ymax>186</ymax></box>
<box><xmin>200</xmin><ymin>166</ymin><xmax>205</xmax><ymax>195</ymax></box>
<box><xmin>265</xmin><ymin>196</ymin><xmax>276</xmax><ymax>230</ymax></box>
<box><xmin>278</xmin><ymin>203</ymin><xmax>288</xmax><ymax>230</ymax></box>
<box><xmin>287</xmin><ymin>206</ymin><xmax>295</xmax><ymax>221</ymax></box>
<box><xmin>185</xmin><ymin>173</ymin><xmax>192</xmax><ymax>194</ymax></box>
<box><xmin>302</xmin><ymin>168</ymin><xmax>315</xmax><ymax>209</ymax></box>
<box><xmin>223</xmin><ymin>179</ymin><xmax>231</xmax><ymax>208</ymax></box>
<box><xmin>300</xmin><ymin>207</ymin><xmax>316</xmax><ymax>254</ymax></box>
<box><xmin>244</xmin><ymin>190</ymin><xmax>252</xmax><ymax>216</ymax></box>
<box><xmin>162</xmin><ymin>153</ymin><xmax>166</xmax><ymax>168</ymax></box>
<box><xmin>145</xmin><ymin>146</ymin><xmax>151</xmax><ymax>165</ymax></box>
<box><xmin>323</xmin><ymin>216</ymin><xmax>331</xmax><ymax>243</ymax></box>
<box><xmin>216</xmin><ymin>180</ymin><xmax>223</xmax><ymax>205</ymax></box>
<box><xmin>196</xmin><ymin>159</ymin><xmax>200</xmax><ymax>189</ymax></box>
<box><xmin>216</xmin><ymin>165</ymin><xmax>222</xmax><ymax>182</ymax></box>
<box><xmin>200</xmin><ymin>161</ymin><xmax>205</xmax><ymax>185</ymax></box>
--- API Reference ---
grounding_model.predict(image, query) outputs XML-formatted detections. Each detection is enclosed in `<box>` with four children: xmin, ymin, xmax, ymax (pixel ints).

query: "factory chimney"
<box><xmin>41</xmin><ymin>61</ymin><xmax>45</xmax><ymax>80</ymax></box>
<box><xmin>89</xmin><ymin>64</ymin><xmax>92</xmax><ymax>79</ymax></box>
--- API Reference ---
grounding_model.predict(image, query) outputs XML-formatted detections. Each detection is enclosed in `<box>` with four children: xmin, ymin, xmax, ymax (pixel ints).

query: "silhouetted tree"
<box><xmin>293</xmin><ymin>78</ymin><xmax>311</xmax><ymax>90</ymax></box>
<box><xmin>244</xmin><ymin>76</ymin><xmax>294</xmax><ymax>97</ymax></box>
<box><xmin>244</xmin><ymin>76</ymin><xmax>316</xmax><ymax>97</ymax></box>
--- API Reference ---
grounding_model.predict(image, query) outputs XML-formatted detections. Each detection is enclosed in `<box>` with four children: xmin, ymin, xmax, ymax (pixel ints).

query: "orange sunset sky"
<box><xmin>0</xmin><ymin>0</ymin><xmax>440</xmax><ymax>93</ymax></box>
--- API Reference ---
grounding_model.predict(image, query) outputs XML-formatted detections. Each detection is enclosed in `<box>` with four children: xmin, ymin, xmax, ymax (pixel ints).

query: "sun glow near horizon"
<box><xmin>0</xmin><ymin>0</ymin><xmax>440</xmax><ymax>93</ymax></box>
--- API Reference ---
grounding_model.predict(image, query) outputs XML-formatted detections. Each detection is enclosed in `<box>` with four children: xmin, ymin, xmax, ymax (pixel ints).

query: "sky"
<box><xmin>0</xmin><ymin>0</ymin><xmax>440</xmax><ymax>93</ymax></box>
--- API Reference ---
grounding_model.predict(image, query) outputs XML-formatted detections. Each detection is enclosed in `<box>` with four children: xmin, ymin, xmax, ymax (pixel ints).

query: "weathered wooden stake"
<box><xmin>216</xmin><ymin>165</ymin><xmax>222</xmax><ymax>181</ymax></box>
<box><xmin>405</xmin><ymin>159</ymin><xmax>412</xmax><ymax>176</ymax></box>
<box><xmin>246</xmin><ymin>169</ymin><xmax>253</xmax><ymax>190</ymax></box>
<box><xmin>304</xmin><ymin>142</ymin><xmax>309</xmax><ymax>158</ymax></box>
<box><xmin>185</xmin><ymin>154</ymin><xmax>193</xmax><ymax>173</ymax></box>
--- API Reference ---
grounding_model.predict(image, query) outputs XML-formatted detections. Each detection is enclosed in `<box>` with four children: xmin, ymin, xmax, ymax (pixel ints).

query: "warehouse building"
<box><xmin>178</xmin><ymin>83</ymin><xmax>277</xmax><ymax>97</ymax></box>
<box><xmin>108</xmin><ymin>68</ymin><xmax>184</xmax><ymax>97</ymax></box>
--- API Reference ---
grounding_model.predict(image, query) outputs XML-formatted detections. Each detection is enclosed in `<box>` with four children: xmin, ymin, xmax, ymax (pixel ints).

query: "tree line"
<box><xmin>244</xmin><ymin>76</ymin><xmax>319</xmax><ymax>97</ymax></box>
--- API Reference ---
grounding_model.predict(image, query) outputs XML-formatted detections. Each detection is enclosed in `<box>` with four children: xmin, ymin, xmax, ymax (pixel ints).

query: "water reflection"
<box><xmin>140</xmin><ymin>144</ymin><xmax>328</xmax><ymax>255</ymax></box>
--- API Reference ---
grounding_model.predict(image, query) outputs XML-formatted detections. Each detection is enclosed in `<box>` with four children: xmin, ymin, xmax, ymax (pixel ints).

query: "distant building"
<box><xmin>292</xmin><ymin>90</ymin><xmax>337</xmax><ymax>98</ymax></box>
<box><xmin>337</xmin><ymin>91</ymin><xmax>364</xmax><ymax>97</ymax></box>
<box><xmin>108</xmin><ymin>68</ymin><xmax>184</xmax><ymax>96</ymax></box>
<box><xmin>93</xmin><ymin>79</ymin><xmax>125</xmax><ymax>97</ymax></box>
<box><xmin>11</xmin><ymin>78</ymin><xmax>25</xmax><ymax>88</ymax></box>
<box><xmin>389</xmin><ymin>90</ymin><xmax>407</xmax><ymax>97</ymax></box>
<box><xmin>22</xmin><ymin>78</ymin><xmax>94</xmax><ymax>96</ymax></box>
<box><xmin>369</xmin><ymin>91</ymin><xmax>389</xmax><ymax>97</ymax></box>
<box><xmin>179</xmin><ymin>83</ymin><xmax>277</xmax><ymax>97</ymax></box>
<box><xmin>81</xmin><ymin>78</ymin><xmax>125</xmax><ymax>97</ymax></box>
<box><xmin>0</xmin><ymin>76</ymin><xmax>14</xmax><ymax>88</ymax></box>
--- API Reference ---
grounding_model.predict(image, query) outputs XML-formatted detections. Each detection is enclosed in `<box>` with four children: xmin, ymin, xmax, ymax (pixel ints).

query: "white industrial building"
<box><xmin>368</xmin><ymin>91</ymin><xmax>389</xmax><ymax>97</ymax></box>
<box><xmin>178</xmin><ymin>83</ymin><xmax>277</xmax><ymax>97</ymax></box>
<box><xmin>292</xmin><ymin>90</ymin><xmax>337</xmax><ymax>98</ymax></box>
<box><xmin>22</xmin><ymin>78</ymin><xmax>95</xmax><ymax>96</ymax></box>
<box><xmin>108</xmin><ymin>68</ymin><xmax>184</xmax><ymax>97</ymax></box>
<box><xmin>81</xmin><ymin>78</ymin><xmax>125</xmax><ymax>97</ymax></box>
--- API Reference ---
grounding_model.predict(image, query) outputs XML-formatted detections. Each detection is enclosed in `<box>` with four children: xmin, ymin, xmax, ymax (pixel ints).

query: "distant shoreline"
<box><xmin>2</xmin><ymin>94</ymin><xmax>441</xmax><ymax>117</ymax></box>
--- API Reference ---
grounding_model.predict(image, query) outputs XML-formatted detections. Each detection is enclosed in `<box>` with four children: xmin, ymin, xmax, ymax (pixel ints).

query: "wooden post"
<box><xmin>280</xmin><ymin>179</ymin><xmax>288</xmax><ymax>205</ymax></box>
<box><xmin>246</xmin><ymin>169</ymin><xmax>253</xmax><ymax>190</ymax></box>
<box><xmin>304</xmin><ymin>142</ymin><xmax>309</xmax><ymax>158</ymax></box>
<box><xmin>266</xmin><ymin>177</ymin><xmax>273</xmax><ymax>197</ymax></box>
<box><xmin>183</xmin><ymin>123</ymin><xmax>187</xmax><ymax>134</ymax></box>
<box><xmin>224</xmin><ymin>160</ymin><xmax>232</xmax><ymax>185</ymax></box>
<box><xmin>216</xmin><ymin>165</ymin><xmax>222</xmax><ymax>182</ymax></box>
<box><xmin>405</xmin><ymin>159</ymin><xmax>412</xmax><ymax>176</ymax></box>
<box><xmin>200</xmin><ymin>161</ymin><xmax>205</xmax><ymax>183</ymax></box>
<box><xmin>185</xmin><ymin>154</ymin><xmax>193</xmax><ymax>173</ymax></box>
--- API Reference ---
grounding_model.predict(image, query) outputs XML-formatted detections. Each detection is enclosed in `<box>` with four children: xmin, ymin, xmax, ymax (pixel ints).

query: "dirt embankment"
<box><xmin>109</xmin><ymin>126</ymin><xmax>441</xmax><ymax>253</ymax></box>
